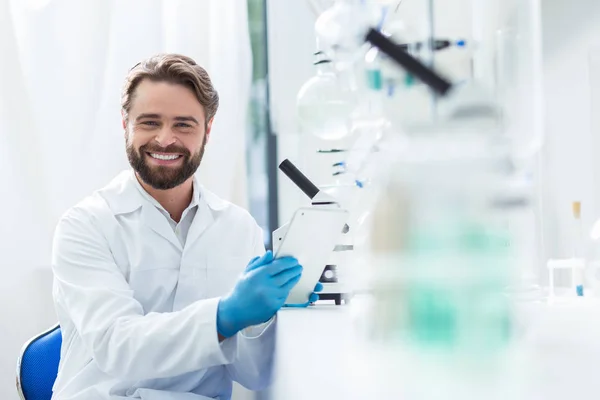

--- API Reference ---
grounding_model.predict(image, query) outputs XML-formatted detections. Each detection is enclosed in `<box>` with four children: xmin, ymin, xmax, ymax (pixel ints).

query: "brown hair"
<box><xmin>121</xmin><ymin>54</ymin><xmax>219</xmax><ymax>124</ymax></box>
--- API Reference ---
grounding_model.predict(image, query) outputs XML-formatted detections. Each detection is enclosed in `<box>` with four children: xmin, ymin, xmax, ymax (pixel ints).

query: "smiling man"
<box><xmin>50</xmin><ymin>54</ymin><xmax>321</xmax><ymax>400</ymax></box>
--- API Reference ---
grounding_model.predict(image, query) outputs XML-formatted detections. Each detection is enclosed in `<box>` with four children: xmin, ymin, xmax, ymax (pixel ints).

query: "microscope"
<box><xmin>274</xmin><ymin>159</ymin><xmax>353</xmax><ymax>305</ymax></box>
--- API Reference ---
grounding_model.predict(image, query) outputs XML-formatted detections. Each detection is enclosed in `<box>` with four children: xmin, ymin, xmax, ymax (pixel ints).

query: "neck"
<box><xmin>136</xmin><ymin>173</ymin><xmax>193</xmax><ymax>222</ymax></box>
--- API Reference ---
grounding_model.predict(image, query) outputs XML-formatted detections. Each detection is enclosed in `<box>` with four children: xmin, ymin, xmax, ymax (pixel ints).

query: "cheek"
<box><xmin>124</xmin><ymin>132</ymin><xmax>134</xmax><ymax>146</ymax></box>
<box><xmin>179</xmin><ymin>136</ymin><xmax>204</xmax><ymax>152</ymax></box>
<box><xmin>124</xmin><ymin>127</ymin><xmax>135</xmax><ymax>143</ymax></box>
<box><xmin>126</xmin><ymin>128</ymin><xmax>150</xmax><ymax>148</ymax></box>
<box><xmin>126</xmin><ymin>138</ymin><xmax>146</xmax><ymax>155</ymax></box>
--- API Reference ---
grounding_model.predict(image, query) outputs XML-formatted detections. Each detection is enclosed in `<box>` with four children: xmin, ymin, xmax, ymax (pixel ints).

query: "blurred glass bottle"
<box><xmin>487</xmin><ymin>0</ymin><xmax>545</xmax><ymax>301</ymax></box>
<box><xmin>363</xmin><ymin>134</ymin><xmax>521</xmax><ymax>400</ymax></box>
<box><xmin>475</xmin><ymin>0</ymin><xmax>545</xmax><ymax>168</ymax></box>
<box><xmin>368</xmin><ymin>135</ymin><xmax>514</xmax><ymax>349</ymax></box>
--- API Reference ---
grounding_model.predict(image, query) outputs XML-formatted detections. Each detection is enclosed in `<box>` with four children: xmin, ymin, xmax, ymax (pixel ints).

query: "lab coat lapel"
<box><xmin>141</xmin><ymin>203</ymin><xmax>182</xmax><ymax>251</ymax></box>
<box><xmin>172</xmin><ymin>201</ymin><xmax>214</xmax><ymax>312</ymax></box>
<box><xmin>107</xmin><ymin>170</ymin><xmax>182</xmax><ymax>250</ymax></box>
<box><xmin>172</xmin><ymin>183</ymin><xmax>229</xmax><ymax>311</ymax></box>
<box><xmin>184</xmin><ymin>181</ymin><xmax>228</xmax><ymax>250</ymax></box>
<box><xmin>185</xmin><ymin>201</ymin><xmax>214</xmax><ymax>250</ymax></box>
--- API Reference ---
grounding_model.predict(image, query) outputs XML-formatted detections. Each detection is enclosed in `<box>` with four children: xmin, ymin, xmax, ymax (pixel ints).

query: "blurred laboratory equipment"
<box><xmin>368</xmin><ymin>136</ymin><xmax>513</xmax><ymax>346</ymax></box>
<box><xmin>276</xmin><ymin>0</ymin><xmax>545</xmax><ymax>397</ymax></box>
<box><xmin>545</xmin><ymin>202</ymin><xmax>586</xmax><ymax>301</ymax></box>
<box><xmin>260</xmin><ymin>0</ymin><xmax>600</xmax><ymax>399</ymax></box>
<box><xmin>298</xmin><ymin>0</ymin><xmax>544</xmax><ymax>302</ymax></box>
<box><xmin>364</xmin><ymin>134</ymin><xmax>528</xmax><ymax>400</ymax></box>
<box><xmin>572</xmin><ymin>201</ymin><xmax>585</xmax><ymax>295</ymax></box>
<box><xmin>547</xmin><ymin>259</ymin><xmax>585</xmax><ymax>301</ymax></box>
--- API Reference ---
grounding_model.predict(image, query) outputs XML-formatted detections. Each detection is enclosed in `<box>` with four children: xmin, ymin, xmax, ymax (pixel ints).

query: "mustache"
<box><xmin>140</xmin><ymin>143</ymin><xmax>190</xmax><ymax>156</ymax></box>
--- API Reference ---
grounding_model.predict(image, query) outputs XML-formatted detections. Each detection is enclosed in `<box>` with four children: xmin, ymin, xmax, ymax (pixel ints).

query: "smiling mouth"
<box><xmin>147</xmin><ymin>152</ymin><xmax>182</xmax><ymax>161</ymax></box>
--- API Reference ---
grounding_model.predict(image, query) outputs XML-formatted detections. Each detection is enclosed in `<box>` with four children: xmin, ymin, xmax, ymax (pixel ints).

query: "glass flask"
<box><xmin>296</xmin><ymin>54</ymin><xmax>357</xmax><ymax>140</ymax></box>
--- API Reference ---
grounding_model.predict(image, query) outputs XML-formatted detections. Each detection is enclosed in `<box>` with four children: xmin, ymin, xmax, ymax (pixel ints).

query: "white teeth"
<box><xmin>150</xmin><ymin>153</ymin><xmax>179</xmax><ymax>161</ymax></box>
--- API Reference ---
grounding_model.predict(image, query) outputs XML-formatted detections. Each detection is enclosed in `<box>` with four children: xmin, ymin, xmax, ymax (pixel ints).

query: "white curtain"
<box><xmin>0</xmin><ymin>0</ymin><xmax>252</xmax><ymax>398</ymax></box>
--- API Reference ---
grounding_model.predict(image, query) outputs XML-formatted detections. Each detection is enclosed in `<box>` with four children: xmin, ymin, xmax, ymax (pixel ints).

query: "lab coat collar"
<box><xmin>185</xmin><ymin>175</ymin><xmax>231</xmax><ymax>250</ymax></box>
<box><xmin>104</xmin><ymin>170</ymin><xmax>230</xmax><ymax>216</ymax></box>
<box><xmin>195</xmin><ymin>177</ymin><xmax>230</xmax><ymax>212</ymax></box>
<box><xmin>101</xmin><ymin>170</ymin><xmax>232</xmax><ymax>251</ymax></box>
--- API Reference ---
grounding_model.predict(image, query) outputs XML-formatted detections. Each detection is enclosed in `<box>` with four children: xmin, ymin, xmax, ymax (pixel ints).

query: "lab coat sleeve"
<box><xmin>52</xmin><ymin>209</ymin><xmax>235</xmax><ymax>381</ymax></box>
<box><xmin>224</xmin><ymin>223</ymin><xmax>276</xmax><ymax>391</ymax></box>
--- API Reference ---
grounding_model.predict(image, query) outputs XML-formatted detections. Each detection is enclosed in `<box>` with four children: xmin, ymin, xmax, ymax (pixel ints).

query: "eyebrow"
<box><xmin>136</xmin><ymin>113</ymin><xmax>199</xmax><ymax>124</ymax></box>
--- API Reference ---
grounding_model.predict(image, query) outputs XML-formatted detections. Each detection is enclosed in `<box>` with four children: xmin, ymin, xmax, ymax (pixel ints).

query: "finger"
<box><xmin>245</xmin><ymin>256</ymin><xmax>262</xmax><ymax>271</ymax></box>
<box><xmin>309</xmin><ymin>292</ymin><xmax>319</xmax><ymax>303</ymax></box>
<box><xmin>279</xmin><ymin>273</ymin><xmax>302</xmax><ymax>292</ymax></box>
<box><xmin>272</xmin><ymin>265</ymin><xmax>303</xmax><ymax>287</ymax></box>
<box><xmin>283</xmin><ymin>302</ymin><xmax>310</xmax><ymax>308</ymax></box>
<box><xmin>314</xmin><ymin>282</ymin><xmax>323</xmax><ymax>292</ymax></box>
<box><xmin>264</xmin><ymin>256</ymin><xmax>300</xmax><ymax>276</ymax></box>
<box><xmin>246</xmin><ymin>251</ymin><xmax>273</xmax><ymax>271</ymax></box>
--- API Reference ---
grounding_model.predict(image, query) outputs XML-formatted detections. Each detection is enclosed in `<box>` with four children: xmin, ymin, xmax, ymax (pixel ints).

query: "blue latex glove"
<box><xmin>217</xmin><ymin>251</ymin><xmax>303</xmax><ymax>337</ymax></box>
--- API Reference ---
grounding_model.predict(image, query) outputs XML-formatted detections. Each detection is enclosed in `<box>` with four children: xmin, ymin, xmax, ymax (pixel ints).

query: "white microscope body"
<box><xmin>274</xmin><ymin>159</ymin><xmax>353</xmax><ymax>305</ymax></box>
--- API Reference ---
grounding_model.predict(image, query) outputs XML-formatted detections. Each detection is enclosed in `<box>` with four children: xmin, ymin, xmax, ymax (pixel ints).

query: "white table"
<box><xmin>269</xmin><ymin>304</ymin><xmax>360</xmax><ymax>400</ymax></box>
<box><xmin>268</xmin><ymin>296</ymin><xmax>600</xmax><ymax>400</ymax></box>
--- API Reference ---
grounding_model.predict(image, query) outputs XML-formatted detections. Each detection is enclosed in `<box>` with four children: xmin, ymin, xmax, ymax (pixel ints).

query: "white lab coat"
<box><xmin>51</xmin><ymin>170</ymin><xmax>275</xmax><ymax>400</ymax></box>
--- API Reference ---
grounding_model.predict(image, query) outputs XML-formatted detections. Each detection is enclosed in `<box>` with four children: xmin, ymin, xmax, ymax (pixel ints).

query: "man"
<box><xmin>51</xmin><ymin>54</ymin><xmax>320</xmax><ymax>400</ymax></box>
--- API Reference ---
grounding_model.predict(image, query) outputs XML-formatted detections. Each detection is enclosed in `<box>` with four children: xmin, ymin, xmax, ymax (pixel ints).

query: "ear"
<box><xmin>205</xmin><ymin>118</ymin><xmax>214</xmax><ymax>143</ymax></box>
<box><xmin>121</xmin><ymin>110</ymin><xmax>128</xmax><ymax>138</ymax></box>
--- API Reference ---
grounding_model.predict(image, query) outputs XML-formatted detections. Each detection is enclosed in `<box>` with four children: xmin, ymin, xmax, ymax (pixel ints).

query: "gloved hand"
<box><xmin>217</xmin><ymin>251</ymin><xmax>304</xmax><ymax>338</ymax></box>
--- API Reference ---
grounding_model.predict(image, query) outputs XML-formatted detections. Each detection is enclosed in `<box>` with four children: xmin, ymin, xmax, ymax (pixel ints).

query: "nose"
<box><xmin>154</xmin><ymin>127</ymin><xmax>177</xmax><ymax>148</ymax></box>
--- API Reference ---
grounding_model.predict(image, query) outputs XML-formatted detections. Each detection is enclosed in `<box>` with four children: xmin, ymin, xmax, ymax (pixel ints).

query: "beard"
<box><xmin>126</xmin><ymin>136</ymin><xmax>206</xmax><ymax>190</ymax></box>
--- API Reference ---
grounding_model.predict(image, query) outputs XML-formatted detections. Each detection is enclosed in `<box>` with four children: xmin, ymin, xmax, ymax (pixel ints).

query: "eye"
<box><xmin>175</xmin><ymin>123</ymin><xmax>193</xmax><ymax>128</ymax></box>
<box><xmin>141</xmin><ymin>121</ymin><xmax>159</xmax><ymax>126</ymax></box>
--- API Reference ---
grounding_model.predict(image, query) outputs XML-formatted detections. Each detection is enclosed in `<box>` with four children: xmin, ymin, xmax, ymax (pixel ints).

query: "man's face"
<box><xmin>124</xmin><ymin>80</ymin><xmax>212</xmax><ymax>190</ymax></box>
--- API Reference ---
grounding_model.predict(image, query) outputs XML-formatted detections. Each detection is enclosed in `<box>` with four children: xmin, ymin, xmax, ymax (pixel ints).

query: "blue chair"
<box><xmin>16</xmin><ymin>324</ymin><xmax>62</xmax><ymax>400</ymax></box>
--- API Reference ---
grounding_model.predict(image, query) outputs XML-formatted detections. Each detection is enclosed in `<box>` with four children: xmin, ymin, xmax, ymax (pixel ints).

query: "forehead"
<box><xmin>129</xmin><ymin>80</ymin><xmax>206</xmax><ymax>121</ymax></box>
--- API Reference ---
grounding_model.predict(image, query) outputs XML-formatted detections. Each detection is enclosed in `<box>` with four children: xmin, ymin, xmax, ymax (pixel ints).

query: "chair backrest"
<box><xmin>16</xmin><ymin>325</ymin><xmax>62</xmax><ymax>400</ymax></box>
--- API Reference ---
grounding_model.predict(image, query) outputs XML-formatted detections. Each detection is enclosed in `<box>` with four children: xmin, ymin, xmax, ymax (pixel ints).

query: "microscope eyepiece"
<box><xmin>279</xmin><ymin>159</ymin><xmax>320</xmax><ymax>199</ymax></box>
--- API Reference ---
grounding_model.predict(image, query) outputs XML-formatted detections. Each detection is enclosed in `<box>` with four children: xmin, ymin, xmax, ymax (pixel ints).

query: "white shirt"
<box><xmin>131</xmin><ymin>174</ymin><xmax>198</xmax><ymax>246</ymax></box>
<box><xmin>51</xmin><ymin>170</ymin><xmax>275</xmax><ymax>400</ymax></box>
